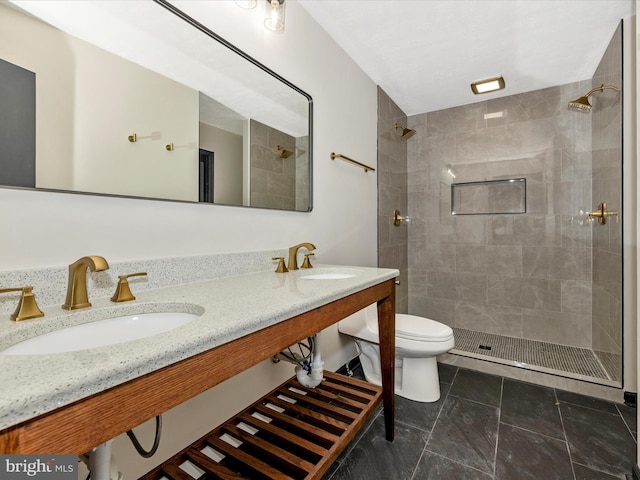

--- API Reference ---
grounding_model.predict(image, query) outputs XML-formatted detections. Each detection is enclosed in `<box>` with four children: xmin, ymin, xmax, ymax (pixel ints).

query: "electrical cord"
<box><xmin>126</xmin><ymin>415</ymin><xmax>162</xmax><ymax>458</ymax></box>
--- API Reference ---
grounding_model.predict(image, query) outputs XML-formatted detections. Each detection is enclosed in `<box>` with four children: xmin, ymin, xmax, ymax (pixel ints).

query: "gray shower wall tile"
<box><xmin>550</xmin><ymin>247</ymin><xmax>592</xmax><ymax>282</ymax></box>
<box><xmin>487</xmin><ymin>276</ymin><xmax>561</xmax><ymax>312</ymax></box>
<box><xmin>452</xmin><ymin>216</ymin><xmax>486</xmax><ymax>245</ymax></box>
<box><xmin>455</xmin><ymin>129</ymin><xmax>496</xmax><ymax>164</ymax></box>
<box><xmin>560</xmin><ymin>215</ymin><xmax>592</xmax><ymax>248</ymax></box>
<box><xmin>561</xmin><ymin>280</ymin><xmax>593</xmax><ymax>315</ymax></box>
<box><xmin>427</xmin><ymin>271</ymin><xmax>487</xmax><ymax>303</ymax></box>
<box><xmin>410</xmin><ymin>296</ymin><xmax>456</xmax><ymax>326</ymax></box>
<box><xmin>488</xmin><ymin>215</ymin><xmax>561</xmax><ymax>246</ymax></box>
<box><xmin>427</xmin><ymin>101</ymin><xmax>487</xmax><ymax>136</ymax></box>
<box><xmin>522</xmin><ymin>308</ymin><xmax>591</xmax><ymax>347</ymax></box>
<box><xmin>551</xmin><ymin>180</ymin><xmax>592</xmax><ymax>216</ymax></box>
<box><xmin>411</xmin><ymin>243</ymin><xmax>456</xmax><ymax>273</ymax></box>
<box><xmin>561</xmin><ymin>148</ymin><xmax>593</xmax><ymax>181</ymax></box>
<box><xmin>522</xmin><ymin>246</ymin><xmax>591</xmax><ymax>281</ymax></box>
<box><xmin>519</xmin><ymin>117</ymin><xmax>567</xmax><ymax>152</ymax></box>
<box><xmin>489</xmin><ymin>123</ymin><xmax>524</xmax><ymax>159</ymax></box>
<box><xmin>456</xmin><ymin>245</ymin><xmax>522</xmax><ymax>276</ymax></box>
<box><xmin>455</xmin><ymin>301</ymin><xmax>522</xmax><ymax>337</ymax></box>
<box><xmin>524</xmin><ymin>182</ymin><xmax>549</xmax><ymax>215</ymax></box>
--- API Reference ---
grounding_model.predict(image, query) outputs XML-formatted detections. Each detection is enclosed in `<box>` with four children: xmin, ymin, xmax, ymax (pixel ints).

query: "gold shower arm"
<box><xmin>585</xmin><ymin>84</ymin><xmax>620</xmax><ymax>97</ymax></box>
<box><xmin>330</xmin><ymin>152</ymin><xmax>376</xmax><ymax>173</ymax></box>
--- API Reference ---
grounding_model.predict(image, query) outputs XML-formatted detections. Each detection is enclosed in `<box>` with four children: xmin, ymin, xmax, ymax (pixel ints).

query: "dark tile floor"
<box><xmin>324</xmin><ymin>364</ymin><xmax>637</xmax><ymax>480</ymax></box>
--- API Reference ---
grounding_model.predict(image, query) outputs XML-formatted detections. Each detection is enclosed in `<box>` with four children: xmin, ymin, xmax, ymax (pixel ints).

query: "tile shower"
<box><xmin>379</xmin><ymin>25</ymin><xmax>622</xmax><ymax>386</ymax></box>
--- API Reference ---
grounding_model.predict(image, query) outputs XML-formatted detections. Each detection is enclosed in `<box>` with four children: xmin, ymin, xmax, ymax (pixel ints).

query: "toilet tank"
<box><xmin>337</xmin><ymin>303</ymin><xmax>379</xmax><ymax>343</ymax></box>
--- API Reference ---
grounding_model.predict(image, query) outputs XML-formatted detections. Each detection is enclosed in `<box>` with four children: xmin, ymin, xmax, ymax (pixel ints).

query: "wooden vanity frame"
<box><xmin>0</xmin><ymin>279</ymin><xmax>395</xmax><ymax>454</ymax></box>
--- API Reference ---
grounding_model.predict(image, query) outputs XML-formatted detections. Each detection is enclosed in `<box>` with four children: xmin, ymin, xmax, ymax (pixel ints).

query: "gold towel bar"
<box><xmin>330</xmin><ymin>152</ymin><xmax>375</xmax><ymax>173</ymax></box>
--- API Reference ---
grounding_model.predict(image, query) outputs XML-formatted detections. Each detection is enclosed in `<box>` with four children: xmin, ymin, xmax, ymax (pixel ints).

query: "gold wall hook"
<box><xmin>128</xmin><ymin>133</ymin><xmax>137</xmax><ymax>142</ymax></box>
<box><xmin>587</xmin><ymin>202</ymin><xmax>619</xmax><ymax>225</ymax></box>
<box><xmin>393</xmin><ymin>209</ymin><xmax>408</xmax><ymax>226</ymax></box>
<box><xmin>111</xmin><ymin>272</ymin><xmax>147</xmax><ymax>302</ymax></box>
<box><xmin>165</xmin><ymin>143</ymin><xmax>174</xmax><ymax>151</ymax></box>
<box><xmin>0</xmin><ymin>286</ymin><xmax>45</xmax><ymax>321</ymax></box>
<box><xmin>272</xmin><ymin>257</ymin><xmax>288</xmax><ymax>273</ymax></box>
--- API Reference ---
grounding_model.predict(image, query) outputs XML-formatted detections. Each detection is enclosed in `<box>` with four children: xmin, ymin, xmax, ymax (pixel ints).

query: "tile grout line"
<box><xmin>492</xmin><ymin>377</ymin><xmax>503</xmax><ymax>480</ymax></box>
<box><xmin>615</xmin><ymin>403</ymin><xmax>638</xmax><ymax>445</ymax></box>
<box><xmin>555</xmin><ymin>387</ymin><xmax>578</xmax><ymax>480</ymax></box>
<box><xmin>409</xmin><ymin>369</ymin><xmax>458</xmax><ymax>480</ymax></box>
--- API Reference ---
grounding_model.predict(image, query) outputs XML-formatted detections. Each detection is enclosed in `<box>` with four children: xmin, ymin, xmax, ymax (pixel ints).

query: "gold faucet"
<box><xmin>288</xmin><ymin>242</ymin><xmax>316</xmax><ymax>271</ymax></box>
<box><xmin>62</xmin><ymin>256</ymin><xmax>109</xmax><ymax>310</ymax></box>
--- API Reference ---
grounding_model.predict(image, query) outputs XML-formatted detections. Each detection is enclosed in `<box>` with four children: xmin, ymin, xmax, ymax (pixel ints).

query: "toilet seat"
<box><xmin>363</xmin><ymin>310</ymin><xmax>453</xmax><ymax>342</ymax></box>
<box><xmin>395</xmin><ymin>314</ymin><xmax>453</xmax><ymax>342</ymax></box>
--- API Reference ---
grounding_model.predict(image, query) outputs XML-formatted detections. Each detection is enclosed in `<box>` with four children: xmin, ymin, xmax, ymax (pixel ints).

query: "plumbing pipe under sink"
<box><xmin>296</xmin><ymin>333</ymin><xmax>324</xmax><ymax>388</ymax></box>
<box><xmin>87</xmin><ymin>441</ymin><xmax>122</xmax><ymax>480</ymax></box>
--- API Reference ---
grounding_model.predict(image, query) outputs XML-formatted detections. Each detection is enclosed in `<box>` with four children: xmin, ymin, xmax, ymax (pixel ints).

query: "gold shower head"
<box><xmin>568</xmin><ymin>84</ymin><xmax>620</xmax><ymax>113</ymax></box>
<box><xmin>394</xmin><ymin>123</ymin><xmax>416</xmax><ymax>140</ymax></box>
<box><xmin>276</xmin><ymin>145</ymin><xmax>293</xmax><ymax>158</ymax></box>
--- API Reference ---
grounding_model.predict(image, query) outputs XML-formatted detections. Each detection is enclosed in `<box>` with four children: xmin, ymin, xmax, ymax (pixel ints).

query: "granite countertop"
<box><xmin>0</xmin><ymin>265</ymin><xmax>398</xmax><ymax>431</ymax></box>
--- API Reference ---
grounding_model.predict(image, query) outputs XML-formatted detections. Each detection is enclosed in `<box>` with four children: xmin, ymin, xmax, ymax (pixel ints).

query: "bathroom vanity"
<box><xmin>0</xmin><ymin>264</ymin><xmax>397</xmax><ymax>465</ymax></box>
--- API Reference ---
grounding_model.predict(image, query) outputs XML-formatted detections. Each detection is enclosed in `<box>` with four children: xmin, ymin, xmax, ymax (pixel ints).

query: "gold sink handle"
<box><xmin>272</xmin><ymin>257</ymin><xmax>288</xmax><ymax>273</ymax></box>
<box><xmin>587</xmin><ymin>202</ymin><xmax>619</xmax><ymax>225</ymax></box>
<box><xmin>0</xmin><ymin>286</ymin><xmax>45</xmax><ymax>321</ymax></box>
<box><xmin>111</xmin><ymin>272</ymin><xmax>147</xmax><ymax>302</ymax></box>
<box><xmin>301</xmin><ymin>253</ymin><xmax>315</xmax><ymax>269</ymax></box>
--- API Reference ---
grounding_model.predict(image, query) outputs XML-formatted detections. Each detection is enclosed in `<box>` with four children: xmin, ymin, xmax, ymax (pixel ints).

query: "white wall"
<box><xmin>0</xmin><ymin>2</ymin><xmax>378</xmax><ymax>477</ymax></box>
<box><xmin>199</xmin><ymin>122</ymin><xmax>244</xmax><ymax>205</ymax></box>
<box><xmin>0</xmin><ymin>3</ymin><xmax>200</xmax><ymax>201</ymax></box>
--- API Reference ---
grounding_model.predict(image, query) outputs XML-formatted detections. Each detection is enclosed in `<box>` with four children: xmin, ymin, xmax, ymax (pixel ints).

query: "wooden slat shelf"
<box><xmin>139</xmin><ymin>371</ymin><xmax>382</xmax><ymax>480</ymax></box>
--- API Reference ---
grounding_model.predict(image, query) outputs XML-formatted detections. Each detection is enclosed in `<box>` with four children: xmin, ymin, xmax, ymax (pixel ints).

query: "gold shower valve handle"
<box><xmin>587</xmin><ymin>202</ymin><xmax>619</xmax><ymax>225</ymax></box>
<box><xmin>111</xmin><ymin>272</ymin><xmax>147</xmax><ymax>303</ymax></box>
<box><xmin>0</xmin><ymin>286</ymin><xmax>45</xmax><ymax>321</ymax></box>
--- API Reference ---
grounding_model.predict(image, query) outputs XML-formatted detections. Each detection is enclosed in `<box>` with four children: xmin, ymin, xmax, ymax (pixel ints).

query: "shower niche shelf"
<box><xmin>138</xmin><ymin>371</ymin><xmax>381</xmax><ymax>480</ymax></box>
<box><xmin>451</xmin><ymin>178</ymin><xmax>526</xmax><ymax>215</ymax></box>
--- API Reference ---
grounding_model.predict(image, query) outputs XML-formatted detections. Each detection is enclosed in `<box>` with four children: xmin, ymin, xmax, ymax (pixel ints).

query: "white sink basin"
<box><xmin>301</xmin><ymin>272</ymin><xmax>357</xmax><ymax>280</ymax></box>
<box><xmin>1</xmin><ymin>312</ymin><xmax>199</xmax><ymax>355</ymax></box>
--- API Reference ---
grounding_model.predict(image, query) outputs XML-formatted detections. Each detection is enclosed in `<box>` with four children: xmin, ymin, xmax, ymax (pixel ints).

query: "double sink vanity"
<box><xmin>0</xmin><ymin>250</ymin><xmax>398</xmax><ymax>472</ymax></box>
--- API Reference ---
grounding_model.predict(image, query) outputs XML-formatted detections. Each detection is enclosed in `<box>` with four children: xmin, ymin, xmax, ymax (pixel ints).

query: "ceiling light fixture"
<box><xmin>471</xmin><ymin>76</ymin><xmax>505</xmax><ymax>95</ymax></box>
<box><xmin>264</xmin><ymin>0</ymin><xmax>286</xmax><ymax>33</ymax></box>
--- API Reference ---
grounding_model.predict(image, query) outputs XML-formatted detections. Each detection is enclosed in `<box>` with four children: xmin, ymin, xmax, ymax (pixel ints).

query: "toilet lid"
<box><xmin>395</xmin><ymin>314</ymin><xmax>453</xmax><ymax>341</ymax></box>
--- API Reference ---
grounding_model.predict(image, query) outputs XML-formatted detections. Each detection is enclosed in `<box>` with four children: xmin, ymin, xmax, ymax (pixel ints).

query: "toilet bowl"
<box><xmin>338</xmin><ymin>304</ymin><xmax>454</xmax><ymax>402</ymax></box>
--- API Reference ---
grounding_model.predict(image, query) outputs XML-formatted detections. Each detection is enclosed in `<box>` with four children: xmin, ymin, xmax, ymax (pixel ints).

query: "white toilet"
<box><xmin>338</xmin><ymin>304</ymin><xmax>454</xmax><ymax>402</ymax></box>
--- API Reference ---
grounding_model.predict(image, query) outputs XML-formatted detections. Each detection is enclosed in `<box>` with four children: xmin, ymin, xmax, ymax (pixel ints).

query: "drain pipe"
<box><xmin>296</xmin><ymin>333</ymin><xmax>324</xmax><ymax>388</ymax></box>
<box><xmin>88</xmin><ymin>441</ymin><xmax>122</xmax><ymax>480</ymax></box>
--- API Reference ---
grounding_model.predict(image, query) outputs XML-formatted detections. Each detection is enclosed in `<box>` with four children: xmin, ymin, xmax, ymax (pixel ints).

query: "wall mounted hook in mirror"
<box><xmin>393</xmin><ymin>209</ymin><xmax>409</xmax><ymax>226</ymax></box>
<box><xmin>128</xmin><ymin>132</ymin><xmax>162</xmax><ymax>143</ymax></box>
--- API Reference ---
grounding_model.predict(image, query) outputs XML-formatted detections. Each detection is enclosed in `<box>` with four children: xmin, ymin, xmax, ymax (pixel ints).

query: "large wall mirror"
<box><xmin>0</xmin><ymin>0</ymin><xmax>312</xmax><ymax>212</ymax></box>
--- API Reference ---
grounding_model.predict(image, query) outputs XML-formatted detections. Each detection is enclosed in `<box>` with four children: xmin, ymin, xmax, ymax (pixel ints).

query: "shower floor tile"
<box><xmin>451</xmin><ymin>327</ymin><xmax>611</xmax><ymax>381</ymax></box>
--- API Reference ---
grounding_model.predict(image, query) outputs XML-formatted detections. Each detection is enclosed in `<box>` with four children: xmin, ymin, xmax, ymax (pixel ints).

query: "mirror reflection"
<box><xmin>0</xmin><ymin>1</ymin><xmax>312</xmax><ymax>211</ymax></box>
